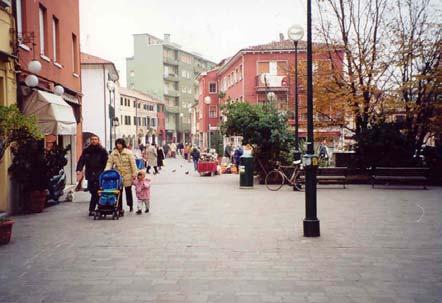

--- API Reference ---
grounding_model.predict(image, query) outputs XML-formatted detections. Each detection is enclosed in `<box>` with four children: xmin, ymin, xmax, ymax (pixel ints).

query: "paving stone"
<box><xmin>0</xmin><ymin>158</ymin><xmax>441</xmax><ymax>302</ymax></box>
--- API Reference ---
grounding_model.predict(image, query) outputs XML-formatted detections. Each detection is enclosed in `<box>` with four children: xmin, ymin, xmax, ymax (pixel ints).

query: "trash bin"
<box><xmin>239</xmin><ymin>154</ymin><xmax>254</xmax><ymax>188</ymax></box>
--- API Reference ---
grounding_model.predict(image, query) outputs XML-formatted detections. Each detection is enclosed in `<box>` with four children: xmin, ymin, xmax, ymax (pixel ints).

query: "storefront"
<box><xmin>22</xmin><ymin>90</ymin><xmax>78</xmax><ymax>185</ymax></box>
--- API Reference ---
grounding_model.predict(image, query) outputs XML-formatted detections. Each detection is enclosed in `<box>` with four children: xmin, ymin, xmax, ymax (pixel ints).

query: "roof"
<box><xmin>245</xmin><ymin>39</ymin><xmax>308</xmax><ymax>51</ymax></box>
<box><xmin>119</xmin><ymin>87</ymin><xmax>163</xmax><ymax>104</ymax></box>
<box><xmin>81</xmin><ymin>52</ymin><xmax>119</xmax><ymax>80</ymax></box>
<box><xmin>218</xmin><ymin>39</ymin><xmax>338</xmax><ymax>73</ymax></box>
<box><xmin>81</xmin><ymin>52</ymin><xmax>114</xmax><ymax>65</ymax></box>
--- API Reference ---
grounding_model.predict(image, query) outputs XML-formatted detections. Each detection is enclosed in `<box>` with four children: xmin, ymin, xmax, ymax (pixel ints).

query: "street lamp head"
<box><xmin>204</xmin><ymin>96</ymin><xmax>211</xmax><ymax>105</ymax></box>
<box><xmin>28</xmin><ymin>60</ymin><xmax>42</xmax><ymax>74</ymax></box>
<box><xmin>54</xmin><ymin>85</ymin><xmax>64</xmax><ymax>96</ymax></box>
<box><xmin>24</xmin><ymin>74</ymin><xmax>39</xmax><ymax>87</ymax></box>
<box><xmin>288</xmin><ymin>24</ymin><xmax>304</xmax><ymax>42</ymax></box>
<box><xmin>267</xmin><ymin>91</ymin><xmax>276</xmax><ymax>102</ymax></box>
<box><xmin>106</xmin><ymin>80</ymin><xmax>115</xmax><ymax>92</ymax></box>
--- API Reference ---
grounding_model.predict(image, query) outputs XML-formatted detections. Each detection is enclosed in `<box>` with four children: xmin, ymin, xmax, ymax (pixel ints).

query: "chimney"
<box><xmin>164</xmin><ymin>34</ymin><xmax>171</xmax><ymax>42</ymax></box>
<box><xmin>279</xmin><ymin>33</ymin><xmax>285</xmax><ymax>41</ymax></box>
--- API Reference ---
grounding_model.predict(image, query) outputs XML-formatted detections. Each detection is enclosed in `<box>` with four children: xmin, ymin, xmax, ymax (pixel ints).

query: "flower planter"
<box><xmin>0</xmin><ymin>220</ymin><xmax>14</xmax><ymax>245</ymax></box>
<box><xmin>26</xmin><ymin>190</ymin><xmax>48</xmax><ymax>213</ymax></box>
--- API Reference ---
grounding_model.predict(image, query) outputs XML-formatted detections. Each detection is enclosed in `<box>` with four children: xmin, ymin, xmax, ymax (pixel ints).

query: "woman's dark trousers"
<box><xmin>118</xmin><ymin>186</ymin><xmax>133</xmax><ymax>211</ymax></box>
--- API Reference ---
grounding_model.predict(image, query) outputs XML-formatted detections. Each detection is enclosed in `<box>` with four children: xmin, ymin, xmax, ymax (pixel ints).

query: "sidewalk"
<box><xmin>0</xmin><ymin>157</ymin><xmax>441</xmax><ymax>303</ymax></box>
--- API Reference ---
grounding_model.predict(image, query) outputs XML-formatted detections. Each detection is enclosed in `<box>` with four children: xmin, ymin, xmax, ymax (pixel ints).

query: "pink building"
<box><xmin>197</xmin><ymin>39</ymin><xmax>344</xmax><ymax>150</ymax></box>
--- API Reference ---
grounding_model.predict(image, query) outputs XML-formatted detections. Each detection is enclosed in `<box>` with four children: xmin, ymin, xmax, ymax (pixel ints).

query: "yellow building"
<box><xmin>0</xmin><ymin>4</ymin><xmax>17</xmax><ymax>213</ymax></box>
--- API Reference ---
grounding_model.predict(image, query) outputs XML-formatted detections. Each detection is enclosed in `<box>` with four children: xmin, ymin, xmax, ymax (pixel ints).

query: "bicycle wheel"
<box><xmin>293</xmin><ymin>171</ymin><xmax>304</xmax><ymax>191</ymax></box>
<box><xmin>265</xmin><ymin>170</ymin><xmax>285</xmax><ymax>191</ymax></box>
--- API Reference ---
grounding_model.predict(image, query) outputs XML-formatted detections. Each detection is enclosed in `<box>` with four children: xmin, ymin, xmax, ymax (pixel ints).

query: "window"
<box><xmin>133</xmin><ymin>116</ymin><xmax>137</xmax><ymax>125</ymax></box>
<box><xmin>209</xmin><ymin>82</ymin><xmax>217</xmax><ymax>94</ymax></box>
<box><xmin>209</xmin><ymin>106</ymin><xmax>217</xmax><ymax>118</ymax></box>
<box><xmin>120</xmin><ymin>97</ymin><xmax>123</xmax><ymax>106</ymax></box>
<box><xmin>133</xmin><ymin>100</ymin><xmax>136</xmax><ymax>108</ymax></box>
<box><xmin>52</xmin><ymin>17</ymin><xmax>60</xmax><ymax>62</ymax></box>
<box><xmin>137</xmin><ymin>103</ymin><xmax>141</xmax><ymax>109</ymax></box>
<box><xmin>258</xmin><ymin>62</ymin><xmax>269</xmax><ymax>74</ymax></box>
<box><xmin>39</xmin><ymin>5</ymin><xmax>47</xmax><ymax>55</ymax></box>
<box><xmin>72</xmin><ymin>34</ymin><xmax>79</xmax><ymax>73</ymax></box>
<box><xmin>151</xmin><ymin>118</ymin><xmax>157</xmax><ymax>127</ymax></box>
<box><xmin>239</xmin><ymin>65</ymin><xmax>243</xmax><ymax>80</ymax></box>
<box><xmin>258</xmin><ymin>61</ymin><xmax>287</xmax><ymax>76</ymax></box>
<box><xmin>125</xmin><ymin>116</ymin><xmax>131</xmax><ymax>125</ymax></box>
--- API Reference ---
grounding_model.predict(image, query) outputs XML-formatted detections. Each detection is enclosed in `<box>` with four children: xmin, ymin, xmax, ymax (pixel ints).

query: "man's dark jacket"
<box><xmin>76</xmin><ymin>144</ymin><xmax>108</xmax><ymax>181</ymax></box>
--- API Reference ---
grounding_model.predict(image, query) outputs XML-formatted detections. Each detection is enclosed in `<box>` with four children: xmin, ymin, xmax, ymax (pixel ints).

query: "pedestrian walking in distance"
<box><xmin>133</xmin><ymin>170</ymin><xmax>151</xmax><ymax>214</ymax></box>
<box><xmin>144</xmin><ymin>143</ymin><xmax>158</xmax><ymax>174</ymax></box>
<box><xmin>76</xmin><ymin>135</ymin><xmax>108</xmax><ymax>216</ymax></box>
<box><xmin>106</xmin><ymin>138</ymin><xmax>137</xmax><ymax>215</ymax></box>
<box><xmin>157</xmin><ymin>145</ymin><xmax>165</xmax><ymax>170</ymax></box>
<box><xmin>190</xmin><ymin>147</ymin><xmax>201</xmax><ymax>171</ymax></box>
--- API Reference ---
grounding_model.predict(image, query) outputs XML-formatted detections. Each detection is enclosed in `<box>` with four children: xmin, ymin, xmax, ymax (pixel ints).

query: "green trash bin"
<box><xmin>239</xmin><ymin>154</ymin><xmax>254</xmax><ymax>188</ymax></box>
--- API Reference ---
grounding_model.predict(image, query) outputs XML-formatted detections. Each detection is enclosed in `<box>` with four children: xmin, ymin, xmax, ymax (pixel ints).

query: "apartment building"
<box><xmin>126</xmin><ymin>33</ymin><xmax>216</xmax><ymax>144</ymax></box>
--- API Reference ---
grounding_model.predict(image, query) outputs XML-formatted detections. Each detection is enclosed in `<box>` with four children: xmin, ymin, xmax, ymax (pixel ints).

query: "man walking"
<box><xmin>76</xmin><ymin>135</ymin><xmax>108</xmax><ymax>216</ymax></box>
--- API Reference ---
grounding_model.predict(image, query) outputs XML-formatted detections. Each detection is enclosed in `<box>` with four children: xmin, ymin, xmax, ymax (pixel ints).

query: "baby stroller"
<box><xmin>94</xmin><ymin>170</ymin><xmax>122</xmax><ymax>220</ymax></box>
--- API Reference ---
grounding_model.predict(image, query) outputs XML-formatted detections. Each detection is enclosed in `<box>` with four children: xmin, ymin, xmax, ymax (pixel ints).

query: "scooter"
<box><xmin>47</xmin><ymin>169</ymin><xmax>66</xmax><ymax>204</ymax></box>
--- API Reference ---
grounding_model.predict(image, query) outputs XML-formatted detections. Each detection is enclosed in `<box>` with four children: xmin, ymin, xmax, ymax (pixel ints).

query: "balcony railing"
<box><xmin>164</xmin><ymin>88</ymin><xmax>179</xmax><ymax>97</ymax></box>
<box><xmin>163</xmin><ymin>56</ymin><xmax>179</xmax><ymax>66</ymax></box>
<box><xmin>165</xmin><ymin>104</ymin><xmax>180</xmax><ymax>114</ymax></box>
<box><xmin>256</xmin><ymin>74</ymin><xmax>289</xmax><ymax>92</ymax></box>
<box><xmin>163</xmin><ymin>73</ymin><xmax>179</xmax><ymax>82</ymax></box>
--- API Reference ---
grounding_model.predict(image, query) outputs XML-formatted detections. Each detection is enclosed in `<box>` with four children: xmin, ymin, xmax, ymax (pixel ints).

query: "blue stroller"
<box><xmin>94</xmin><ymin>170</ymin><xmax>122</xmax><ymax>220</ymax></box>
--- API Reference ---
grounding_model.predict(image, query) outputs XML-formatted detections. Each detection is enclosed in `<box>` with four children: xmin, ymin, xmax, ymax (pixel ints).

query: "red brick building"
<box><xmin>15</xmin><ymin>0</ymin><xmax>82</xmax><ymax>185</ymax></box>
<box><xmin>197</xmin><ymin>39</ymin><xmax>344</xmax><ymax>149</ymax></box>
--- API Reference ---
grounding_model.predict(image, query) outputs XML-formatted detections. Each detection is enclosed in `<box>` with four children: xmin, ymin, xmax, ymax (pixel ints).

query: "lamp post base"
<box><xmin>303</xmin><ymin>219</ymin><xmax>320</xmax><ymax>237</ymax></box>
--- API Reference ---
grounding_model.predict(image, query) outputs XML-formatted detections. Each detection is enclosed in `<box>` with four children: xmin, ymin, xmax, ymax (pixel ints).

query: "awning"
<box><xmin>22</xmin><ymin>90</ymin><xmax>77</xmax><ymax>135</ymax></box>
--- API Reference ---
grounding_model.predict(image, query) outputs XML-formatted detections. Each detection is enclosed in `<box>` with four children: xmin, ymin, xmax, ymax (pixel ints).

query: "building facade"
<box><xmin>126</xmin><ymin>33</ymin><xmax>216</xmax><ymax>144</ymax></box>
<box><xmin>80</xmin><ymin>52</ymin><xmax>119</xmax><ymax>152</ymax></box>
<box><xmin>197</xmin><ymin>39</ymin><xmax>345</xmax><ymax>150</ymax></box>
<box><xmin>117</xmin><ymin>87</ymin><xmax>165</xmax><ymax>147</ymax></box>
<box><xmin>0</xmin><ymin>1</ymin><xmax>18</xmax><ymax>212</ymax></box>
<box><xmin>15</xmin><ymin>0</ymin><xmax>82</xmax><ymax>191</ymax></box>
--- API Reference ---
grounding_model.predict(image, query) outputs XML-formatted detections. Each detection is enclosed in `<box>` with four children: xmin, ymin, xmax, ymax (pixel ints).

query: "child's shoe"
<box><xmin>136</xmin><ymin>210</ymin><xmax>142</xmax><ymax>215</ymax></box>
<box><xmin>145</xmin><ymin>208</ymin><xmax>149</xmax><ymax>213</ymax></box>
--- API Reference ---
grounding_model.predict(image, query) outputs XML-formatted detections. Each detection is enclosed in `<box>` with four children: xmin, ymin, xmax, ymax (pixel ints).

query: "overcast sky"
<box><xmin>79</xmin><ymin>0</ymin><xmax>307</xmax><ymax>86</ymax></box>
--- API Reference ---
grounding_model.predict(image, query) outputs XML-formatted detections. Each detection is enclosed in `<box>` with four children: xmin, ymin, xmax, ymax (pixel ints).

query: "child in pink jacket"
<box><xmin>133</xmin><ymin>170</ymin><xmax>151</xmax><ymax>214</ymax></box>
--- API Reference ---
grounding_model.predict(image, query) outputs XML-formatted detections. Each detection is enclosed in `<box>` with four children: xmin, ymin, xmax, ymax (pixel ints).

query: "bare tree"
<box><xmin>388</xmin><ymin>0</ymin><xmax>441</xmax><ymax>153</ymax></box>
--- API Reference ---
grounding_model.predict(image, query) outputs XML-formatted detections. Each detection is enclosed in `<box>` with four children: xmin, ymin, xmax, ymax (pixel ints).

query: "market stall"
<box><xmin>197</xmin><ymin>152</ymin><xmax>218</xmax><ymax>176</ymax></box>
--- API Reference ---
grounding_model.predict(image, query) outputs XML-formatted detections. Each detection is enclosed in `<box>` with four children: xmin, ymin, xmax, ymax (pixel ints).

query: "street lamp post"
<box><xmin>107</xmin><ymin>80</ymin><xmax>115</xmax><ymax>151</ymax></box>
<box><xmin>288</xmin><ymin>25</ymin><xmax>304</xmax><ymax>161</ymax></box>
<box><xmin>303</xmin><ymin>0</ymin><xmax>320</xmax><ymax>237</ymax></box>
<box><xmin>204</xmin><ymin>96</ymin><xmax>211</xmax><ymax>151</ymax></box>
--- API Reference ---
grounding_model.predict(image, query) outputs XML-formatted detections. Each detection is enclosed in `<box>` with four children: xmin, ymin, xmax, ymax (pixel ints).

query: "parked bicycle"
<box><xmin>265</xmin><ymin>160</ymin><xmax>303</xmax><ymax>191</ymax></box>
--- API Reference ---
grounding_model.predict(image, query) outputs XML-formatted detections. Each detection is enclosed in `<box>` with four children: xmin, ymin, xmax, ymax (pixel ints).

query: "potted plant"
<box><xmin>0</xmin><ymin>104</ymin><xmax>42</xmax><ymax>162</ymax></box>
<box><xmin>8</xmin><ymin>139</ymin><xmax>70</xmax><ymax>213</ymax></box>
<box><xmin>0</xmin><ymin>216</ymin><xmax>14</xmax><ymax>245</ymax></box>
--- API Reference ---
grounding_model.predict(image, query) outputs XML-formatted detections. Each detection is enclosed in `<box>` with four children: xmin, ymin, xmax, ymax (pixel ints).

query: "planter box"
<box><xmin>0</xmin><ymin>220</ymin><xmax>14</xmax><ymax>245</ymax></box>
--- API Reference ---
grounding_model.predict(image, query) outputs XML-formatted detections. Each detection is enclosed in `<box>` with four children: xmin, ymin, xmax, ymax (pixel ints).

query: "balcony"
<box><xmin>256</xmin><ymin>74</ymin><xmax>289</xmax><ymax>92</ymax></box>
<box><xmin>163</xmin><ymin>56</ymin><xmax>179</xmax><ymax>66</ymax></box>
<box><xmin>163</xmin><ymin>73</ymin><xmax>179</xmax><ymax>82</ymax></box>
<box><xmin>164</xmin><ymin>88</ymin><xmax>179</xmax><ymax>98</ymax></box>
<box><xmin>165</xmin><ymin>104</ymin><xmax>180</xmax><ymax>114</ymax></box>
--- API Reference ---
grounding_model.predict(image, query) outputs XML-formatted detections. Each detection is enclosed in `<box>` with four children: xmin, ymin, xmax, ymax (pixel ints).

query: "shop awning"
<box><xmin>22</xmin><ymin>90</ymin><xmax>77</xmax><ymax>135</ymax></box>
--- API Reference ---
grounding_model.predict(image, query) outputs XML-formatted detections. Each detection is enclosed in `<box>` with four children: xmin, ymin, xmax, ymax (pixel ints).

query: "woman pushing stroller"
<box><xmin>105</xmin><ymin>138</ymin><xmax>138</xmax><ymax>216</ymax></box>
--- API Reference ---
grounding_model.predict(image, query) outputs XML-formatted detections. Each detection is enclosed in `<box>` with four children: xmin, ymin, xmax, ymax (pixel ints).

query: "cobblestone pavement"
<box><xmin>1</xmin><ymin>157</ymin><xmax>441</xmax><ymax>303</ymax></box>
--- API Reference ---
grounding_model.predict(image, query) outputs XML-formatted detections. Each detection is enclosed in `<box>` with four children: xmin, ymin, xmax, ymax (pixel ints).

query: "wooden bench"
<box><xmin>300</xmin><ymin>167</ymin><xmax>348</xmax><ymax>188</ymax></box>
<box><xmin>371</xmin><ymin>167</ymin><xmax>429</xmax><ymax>189</ymax></box>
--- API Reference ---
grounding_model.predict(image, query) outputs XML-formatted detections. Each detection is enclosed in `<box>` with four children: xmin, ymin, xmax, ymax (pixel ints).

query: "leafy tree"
<box><xmin>221</xmin><ymin>102</ymin><xmax>295</xmax><ymax>177</ymax></box>
<box><xmin>0</xmin><ymin>105</ymin><xmax>43</xmax><ymax>161</ymax></box>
